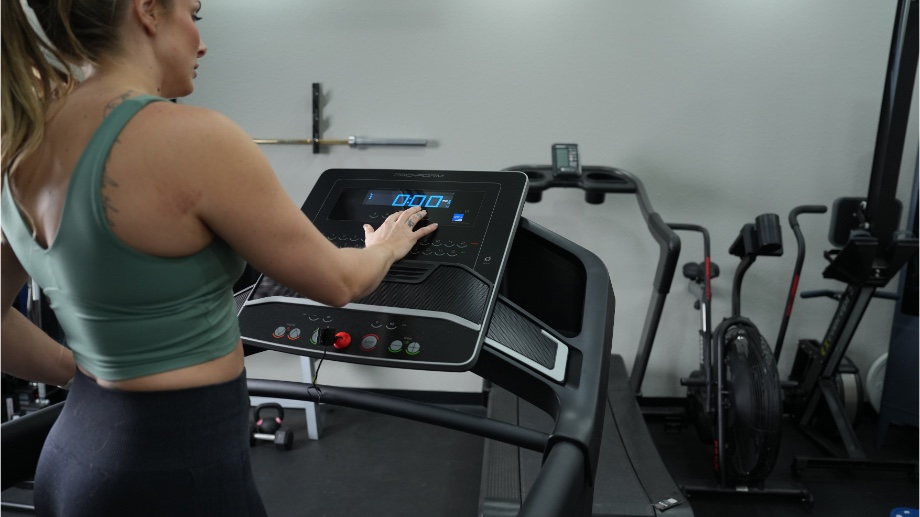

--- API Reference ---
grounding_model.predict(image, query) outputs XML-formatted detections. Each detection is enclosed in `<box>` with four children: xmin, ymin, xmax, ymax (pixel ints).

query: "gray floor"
<box><xmin>248</xmin><ymin>404</ymin><xmax>485</xmax><ymax>517</ymax></box>
<box><xmin>3</xmin><ymin>400</ymin><xmax>917</xmax><ymax>516</ymax></box>
<box><xmin>645</xmin><ymin>408</ymin><xmax>919</xmax><ymax>517</ymax></box>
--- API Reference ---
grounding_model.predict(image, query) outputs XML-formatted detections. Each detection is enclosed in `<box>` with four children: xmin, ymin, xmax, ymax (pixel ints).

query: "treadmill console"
<box><xmin>238</xmin><ymin>169</ymin><xmax>528</xmax><ymax>371</ymax></box>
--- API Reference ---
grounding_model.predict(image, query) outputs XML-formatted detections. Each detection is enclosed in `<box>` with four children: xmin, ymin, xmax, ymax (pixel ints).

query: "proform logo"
<box><xmin>392</xmin><ymin>172</ymin><xmax>446</xmax><ymax>178</ymax></box>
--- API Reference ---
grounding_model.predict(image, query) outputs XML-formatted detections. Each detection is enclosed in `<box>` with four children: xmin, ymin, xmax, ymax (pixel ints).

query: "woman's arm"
<box><xmin>1</xmin><ymin>233</ymin><xmax>75</xmax><ymax>385</ymax></box>
<box><xmin>157</xmin><ymin>106</ymin><xmax>437</xmax><ymax>307</ymax></box>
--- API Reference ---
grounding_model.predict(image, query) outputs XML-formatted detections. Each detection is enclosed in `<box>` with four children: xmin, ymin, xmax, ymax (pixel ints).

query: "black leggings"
<box><xmin>34</xmin><ymin>369</ymin><xmax>267</xmax><ymax>517</ymax></box>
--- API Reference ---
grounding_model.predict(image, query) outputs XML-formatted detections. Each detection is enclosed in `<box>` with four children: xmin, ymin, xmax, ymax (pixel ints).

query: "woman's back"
<box><xmin>9</xmin><ymin>86</ymin><xmax>219</xmax><ymax>257</ymax></box>
<box><xmin>4</xmin><ymin>91</ymin><xmax>246</xmax><ymax>383</ymax></box>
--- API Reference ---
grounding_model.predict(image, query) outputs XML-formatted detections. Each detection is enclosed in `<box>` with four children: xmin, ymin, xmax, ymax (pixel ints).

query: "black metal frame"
<box><xmin>504</xmin><ymin>164</ymin><xmax>682</xmax><ymax>399</ymax></box>
<box><xmin>790</xmin><ymin>0</ymin><xmax>919</xmax><ymax>475</ymax></box>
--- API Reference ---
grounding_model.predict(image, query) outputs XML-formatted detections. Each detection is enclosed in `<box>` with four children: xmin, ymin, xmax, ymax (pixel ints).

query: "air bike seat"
<box><xmin>238</xmin><ymin>168</ymin><xmax>617</xmax><ymax>515</ymax></box>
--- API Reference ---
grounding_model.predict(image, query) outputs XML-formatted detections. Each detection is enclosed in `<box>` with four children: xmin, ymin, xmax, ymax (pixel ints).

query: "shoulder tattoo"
<box><xmin>102</xmin><ymin>90</ymin><xmax>135</xmax><ymax>118</ymax></box>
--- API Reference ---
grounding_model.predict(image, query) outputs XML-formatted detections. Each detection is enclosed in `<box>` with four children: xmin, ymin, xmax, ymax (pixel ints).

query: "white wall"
<box><xmin>185</xmin><ymin>1</ymin><xmax>918</xmax><ymax>397</ymax></box>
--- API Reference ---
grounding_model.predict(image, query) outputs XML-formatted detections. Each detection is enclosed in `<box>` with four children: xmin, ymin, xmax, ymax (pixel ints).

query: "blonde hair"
<box><xmin>1</xmin><ymin>0</ymin><xmax>137</xmax><ymax>171</ymax></box>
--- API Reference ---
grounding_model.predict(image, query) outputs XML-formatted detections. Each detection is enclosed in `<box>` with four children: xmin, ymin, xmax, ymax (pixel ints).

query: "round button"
<box><xmin>406</xmin><ymin>342</ymin><xmax>421</xmax><ymax>355</ymax></box>
<box><xmin>333</xmin><ymin>332</ymin><xmax>352</xmax><ymax>349</ymax></box>
<box><xmin>360</xmin><ymin>335</ymin><xmax>379</xmax><ymax>351</ymax></box>
<box><xmin>288</xmin><ymin>328</ymin><xmax>302</xmax><ymax>340</ymax></box>
<box><xmin>311</xmin><ymin>328</ymin><xmax>319</xmax><ymax>344</ymax></box>
<box><xmin>273</xmin><ymin>326</ymin><xmax>286</xmax><ymax>338</ymax></box>
<box><xmin>388</xmin><ymin>340</ymin><xmax>404</xmax><ymax>353</ymax></box>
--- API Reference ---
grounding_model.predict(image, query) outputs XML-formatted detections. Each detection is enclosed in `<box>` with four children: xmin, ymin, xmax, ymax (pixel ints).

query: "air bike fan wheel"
<box><xmin>721</xmin><ymin>322</ymin><xmax>783</xmax><ymax>486</ymax></box>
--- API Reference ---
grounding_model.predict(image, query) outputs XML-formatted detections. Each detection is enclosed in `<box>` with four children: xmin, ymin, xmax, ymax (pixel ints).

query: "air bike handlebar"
<box><xmin>774</xmin><ymin>205</ymin><xmax>827</xmax><ymax>361</ymax></box>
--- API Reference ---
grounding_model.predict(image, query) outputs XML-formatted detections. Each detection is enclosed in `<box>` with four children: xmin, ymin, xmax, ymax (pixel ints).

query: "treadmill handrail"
<box><xmin>504</xmin><ymin>165</ymin><xmax>680</xmax><ymax>295</ymax></box>
<box><xmin>246</xmin><ymin>378</ymin><xmax>549</xmax><ymax>452</ymax></box>
<box><xmin>503</xmin><ymin>165</ymin><xmax>681</xmax><ymax>397</ymax></box>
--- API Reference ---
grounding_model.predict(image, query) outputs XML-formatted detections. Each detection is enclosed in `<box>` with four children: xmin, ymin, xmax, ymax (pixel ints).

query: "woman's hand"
<box><xmin>363</xmin><ymin>206</ymin><xmax>438</xmax><ymax>261</ymax></box>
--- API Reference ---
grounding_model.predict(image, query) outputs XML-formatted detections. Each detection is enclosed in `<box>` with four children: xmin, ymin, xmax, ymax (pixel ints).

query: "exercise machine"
<box><xmin>492</xmin><ymin>152</ymin><xmax>694</xmax><ymax>517</ymax></box>
<box><xmin>669</xmin><ymin>216</ymin><xmax>813</xmax><ymax>504</ymax></box>
<box><xmin>236</xmin><ymin>167</ymin><xmax>616</xmax><ymax>516</ymax></box>
<box><xmin>778</xmin><ymin>206</ymin><xmax>871</xmax><ymax>436</ymax></box>
<box><xmin>676</xmin><ymin>216</ymin><xmax>786</xmax><ymax>487</ymax></box>
<box><xmin>782</xmin><ymin>0</ymin><xmax>918</xmax><ymax>476</ymax></box>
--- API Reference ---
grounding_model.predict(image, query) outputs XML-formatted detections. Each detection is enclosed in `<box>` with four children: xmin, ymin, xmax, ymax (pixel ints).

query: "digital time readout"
<box><xmin>363</xmin><ymin>190</ymin><xmax>455</xmax><ymax>209</ymax></box>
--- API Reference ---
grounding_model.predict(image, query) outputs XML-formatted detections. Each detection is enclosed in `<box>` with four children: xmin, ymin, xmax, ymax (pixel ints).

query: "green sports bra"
<box><xmin>1</xmin><ymin>95</ymin><xmax>246</xmax><ymax>381</ymax></box>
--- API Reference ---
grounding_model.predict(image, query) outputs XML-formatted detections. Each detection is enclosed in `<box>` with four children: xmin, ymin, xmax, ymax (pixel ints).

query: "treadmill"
<box><xmin>480</xmin><ymin>164</ymin><xmax>693</xmax><ymax>516</ymax></box>
<box><xmin>238</xmin><ymin>167</ymin><xmax>612</xmax><ymax>515</ymax></box>
<box><xmin>2</xmin><ymin>167</ymin><xmax>689</xmax><ymax>516</ymax></box>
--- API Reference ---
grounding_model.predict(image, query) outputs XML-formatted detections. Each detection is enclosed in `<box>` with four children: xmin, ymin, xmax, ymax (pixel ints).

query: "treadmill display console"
<box><xmin>238</xmin><ymin>169</ymin><xmax>528</xmax><ymax>371</ymax></box>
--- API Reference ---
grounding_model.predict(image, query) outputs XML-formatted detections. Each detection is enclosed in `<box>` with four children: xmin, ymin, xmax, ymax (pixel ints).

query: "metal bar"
<box><xmin>681</xmin><ymin>484</ymin><xmax>813</xmax><ymax>505</ymax></box>
<box><xmin>865</xmin><ymin>0</ymin><xmax>917</xmax><ymax>249</ymax></box>
<box><xmin>822</xmin><ymin>286</ymin><xmax>875</xmax><ymax>378</ymax></box>
<box><xmin>629</xmin><ymin>290</ymin><xmax>668</xmax><ymax>396</ymax></box>
<box><xmin>716</xmin><ymin>322</ymin><xmax>727</xmax><ymax>487</ymax></box>
<box><xmin>252</xmin><ymin>137</ymin><xmax>427</xmax><ymax>147</ymax></box>
<box><xmin>817</xmin><ymin>378</ymin><xmax>866</xmax><ymax>458</ymax></box>
<box><xmin>798</xmin><ymin>287</ymin><xmax>869</xmax><ymax>427</ymax></box>
<box><xmin>312</xmin><ymin>82</ymin><xmax>321</xmax><ymax>154</ymax></box>
<box><xmin>246</xmin><ymin>378</ymin><xmax>549</xmax><ymax>452</ymax></box>
<box><xmin>253</xmin><ymin>138</ymin><xmax>349</xmax><ymax>145</ymax></box>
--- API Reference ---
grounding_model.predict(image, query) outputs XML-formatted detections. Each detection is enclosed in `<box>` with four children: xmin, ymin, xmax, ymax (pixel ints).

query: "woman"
<box><xmin>1</xmin><ymin>0</ymin><xmax>438</xmax><ymax>514</ymax></box>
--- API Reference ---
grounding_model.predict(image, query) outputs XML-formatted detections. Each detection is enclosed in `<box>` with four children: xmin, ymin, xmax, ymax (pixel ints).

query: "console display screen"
<box><xmin>362</xmin><ymin>190</ymin><xmax>454</xmax><ymax>209</ymax></box>
<box><xmin>328</xmin><ymin>188</ymin><xmax>484</xmax><ymax>226</ymax></box>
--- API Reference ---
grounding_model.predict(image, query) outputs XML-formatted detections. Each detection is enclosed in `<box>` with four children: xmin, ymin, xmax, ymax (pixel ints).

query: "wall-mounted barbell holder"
<box><xmin>252</xmin><ymin>83</ymin><xmax>429</xmax><ymax>154</ymax></box>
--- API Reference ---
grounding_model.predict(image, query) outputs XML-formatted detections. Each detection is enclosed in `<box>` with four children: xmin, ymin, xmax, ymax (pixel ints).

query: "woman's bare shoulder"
<box><xmin>125</xmin><ymin>101</ymin><xmax>261</xmax><ymax>171</ymax></box>
<box><xmin>137</xmin><ymin>101</ymin><xmax>244</xmax><ymax>136</ymax></box>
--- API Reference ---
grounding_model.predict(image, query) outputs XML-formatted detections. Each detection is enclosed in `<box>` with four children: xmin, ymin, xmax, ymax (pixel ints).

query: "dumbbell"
<box><xmin>250</xmin><ymin>403</ymin><xmax>294</xmax><ymax>451</ymax></box>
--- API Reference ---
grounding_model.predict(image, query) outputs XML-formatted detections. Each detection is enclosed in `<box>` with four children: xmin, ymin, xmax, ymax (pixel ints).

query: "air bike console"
<box><xmin>236</xmin><ymin>168</ymin><xmax>617</xmax><ymax>516</ymax></box>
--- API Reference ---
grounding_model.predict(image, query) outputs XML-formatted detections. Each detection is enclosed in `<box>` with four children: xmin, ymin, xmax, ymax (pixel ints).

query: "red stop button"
<box><xmin>333</xmin><ymin>332</ymin><xmax>352</xmax><ymax>349</ymax></box>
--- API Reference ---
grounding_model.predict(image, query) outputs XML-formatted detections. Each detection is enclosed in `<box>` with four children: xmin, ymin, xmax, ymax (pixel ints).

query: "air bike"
<box><xmin>659</xmin><ymin>212</ymin><xmax>816</xmax><ymax>505</ymax></box>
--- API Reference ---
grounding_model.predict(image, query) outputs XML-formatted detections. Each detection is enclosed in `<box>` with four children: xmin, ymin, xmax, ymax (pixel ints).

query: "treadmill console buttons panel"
<box><xmin>238</xmin><ymin>169</ymin><xmax>528</xmax><ymax>372</ymax></box>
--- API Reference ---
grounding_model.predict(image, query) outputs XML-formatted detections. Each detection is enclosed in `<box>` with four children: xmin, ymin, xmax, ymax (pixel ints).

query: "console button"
<box><xmin>406</xmin><ymin>342</ymin><xmax>421</xmax><ymax>355</ymax></box>
<box><xmin>388</xmin><ymin>340</ymin><xmax>404</xmax><ymax>353</ymax></box>
<box><xmin>360</xmin><ymin>334</ymin><xmax>379</xmax><ymax>351</ymax></box>
<box><xmin>273</xmin><ymin>326</ymin><xmax>286</xmax><ymax>338</ymax></box>
<box><xmin>334</xmin><ymin>332</ymin><xmax>352</xmax><ymax>349</ymax></box>
<box><xmin>288</xmin><ymin>328</ymin><xmax>302</xmax><ymax>340</ymax></box>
